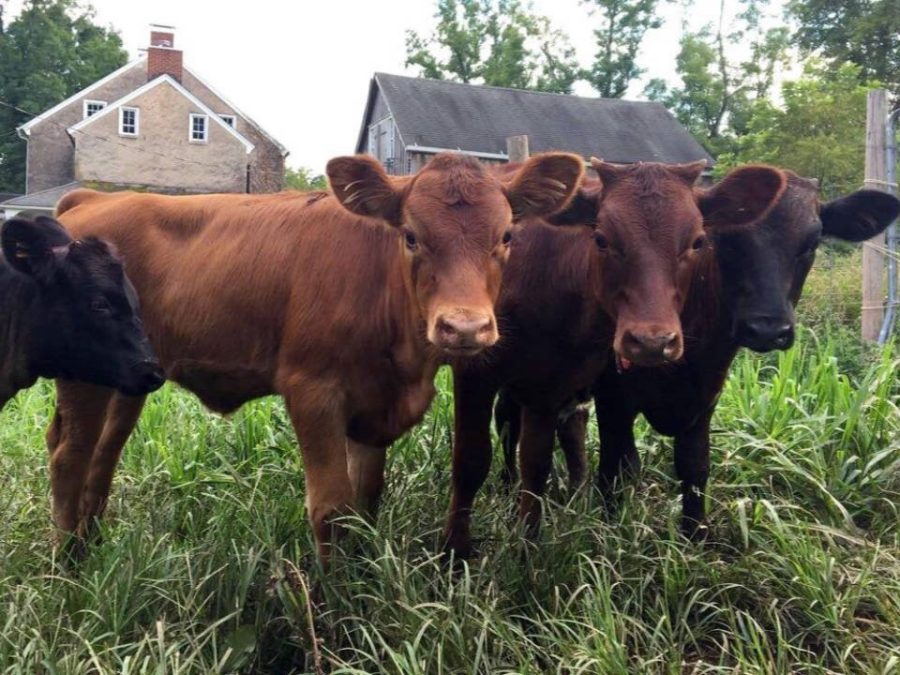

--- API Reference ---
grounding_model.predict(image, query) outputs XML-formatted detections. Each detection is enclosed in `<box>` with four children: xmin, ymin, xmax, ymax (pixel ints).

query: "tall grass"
<box><xmin>1</xmin><ymin>329</ymin><xmax>898</xmax><ymax>673</ymax></box>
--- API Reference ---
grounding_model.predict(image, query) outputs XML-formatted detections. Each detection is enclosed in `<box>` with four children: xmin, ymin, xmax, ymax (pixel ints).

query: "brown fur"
<box><xmin>443</xmin><ymin>161</ymin><xmax>787</xmax><ymax>556</ymax></box>
<box><xmin>48</xmin><ymin>152</ymin><xmax>585</xmax><ymax>562</ymax></box>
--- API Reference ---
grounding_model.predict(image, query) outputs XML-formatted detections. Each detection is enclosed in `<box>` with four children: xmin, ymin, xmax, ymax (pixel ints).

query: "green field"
<box><xmin>2</xmin><ymin>303</ymin><xmax>900</xmax><ymax>671</ymax></box>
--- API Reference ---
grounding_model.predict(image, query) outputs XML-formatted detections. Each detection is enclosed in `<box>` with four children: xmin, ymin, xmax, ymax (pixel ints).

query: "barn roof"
<box><xmin>356</xmin><ymin>73</ymin><xmax>713</xmax><ymax>165</ymax></box>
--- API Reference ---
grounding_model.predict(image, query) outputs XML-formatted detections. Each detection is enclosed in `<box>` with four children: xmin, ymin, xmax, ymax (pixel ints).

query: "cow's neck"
<box><xmin>682</xmin><ymin>246</ymin><xmax>739</xmax><ymax>367</ymax></box>
<box><xmin>0</xmin><ymin>264</ymin><xmax>39</xmax><ymax>399</ymax></box>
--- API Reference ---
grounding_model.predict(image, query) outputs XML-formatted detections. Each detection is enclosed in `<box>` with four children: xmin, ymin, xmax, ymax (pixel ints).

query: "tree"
<box><xmin>0</xmin><ymin>0</ymin><xmax>127</xmax><ymax>192</ymax></box>
<box><xmin>717</xmin><ymin>62</ymin><xmax>874</xmax><ymax>200</ymax></box>
<box><xmin>405</xmin><ymin>0</ymin><xmax>578</xmax><ymax>93</ymax></box>
<box><xmin>581</xmin><ymin>0</ymin><xmax>666</xmax><ymax>98</ymax></box>
<box><xmin>644</xmin><ymin>0</ymin><xmax>789</xmax><ymax>155</ymax></box>
<box><xmin>284</xmin><ymin>166</ymin><xmax>327</xmax><ymax>192</ymax></box>
<box><xmin>788</xmin><ymin>0</ymin><xmax>899</xmax><ymax>97</ymax></box>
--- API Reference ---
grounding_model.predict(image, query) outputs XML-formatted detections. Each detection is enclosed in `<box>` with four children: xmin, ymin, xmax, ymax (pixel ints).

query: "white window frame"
<box><xmin>189</xmin><ymin>113</ymin><xmax>209</xmax><ymax>143</ymax></box>
<box><xmin>83</xmin><ymin>99</ymin><xmax>107</xmax><ymax>119</ymax></box>
<box><xmin>119</xmin><ymin>106</ymin><xmax>139</xmax><ymax>137</ymax></box>
<box><xmin>219</xmin><ymin>114</ymin><xmax>236</xmax><ymax>128</ymax></box>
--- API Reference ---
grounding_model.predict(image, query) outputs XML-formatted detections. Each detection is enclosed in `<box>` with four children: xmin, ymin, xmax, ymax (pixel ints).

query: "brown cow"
<box><xmin>443</xmin><ymin>160</ymin><xmax>787</xmax><ymax>557</ymax></box>
<box><xmin>497</xmin><ymin>174</ymin><xmax>900</xmax><ymax>538</ymax></box>
<box><xmin>49</xmin><ymin>152</ymin><xmax>585</xmax><ymax>562</ymax></box>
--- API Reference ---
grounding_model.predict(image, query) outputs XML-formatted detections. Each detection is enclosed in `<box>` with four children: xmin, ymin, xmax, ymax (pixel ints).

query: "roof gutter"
<box><xmin>405</xmin><ymin>144</ymin><xmax>509</xmax><ymax>161</ymax></box>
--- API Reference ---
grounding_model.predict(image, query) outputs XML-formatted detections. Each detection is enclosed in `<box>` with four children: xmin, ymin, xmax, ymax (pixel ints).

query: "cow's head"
<box><xmin>553</xmin><ymin>160</ymin><xmax>786</xmax><ymax>367</ymax></box>
<box><xmin>1</xmin><ymin>216</ymin><xmax>165</xmax><ymax>395</ymax></box>
<box><xmin>713</xmin><ymin>172</ymin><xmax>900</xmax><ymax>351</ymax></box>
<box><xmin>327</xmin><ymin>152</ymin><xmax>584</xmax><ymax>356</ymax></box>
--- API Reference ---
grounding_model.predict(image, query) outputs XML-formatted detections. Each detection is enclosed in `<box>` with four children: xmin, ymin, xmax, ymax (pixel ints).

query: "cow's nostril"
<box><xmin>738</xmin><ymin>317</ymin><xmax>795</xmax><ymax>352</ymax></box>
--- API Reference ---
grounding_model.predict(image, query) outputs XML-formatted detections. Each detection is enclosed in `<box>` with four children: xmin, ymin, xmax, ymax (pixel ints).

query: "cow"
<box><xmin>0</xmin><ymin>215</ymin><xmax>163</xmax><ymax>412</ymax></box>
<box><xmin>443</xmin><ymin>160</ymin><xmax>788</xmax><ymax>557</ymax></box>
<box><xmin>48</xmin><ymin>151</ymin><xmax>585</xmax><ymax>563</ymax></box>
<box><xmin>497</xmin><ymin>174</ymin><xmax>900</xmax><ymax>539</ymax></box>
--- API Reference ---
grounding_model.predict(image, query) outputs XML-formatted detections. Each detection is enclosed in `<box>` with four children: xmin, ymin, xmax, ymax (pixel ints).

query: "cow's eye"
<box><xmin>692</xmin><ymin>234</ymin><xmax>707</xmax><ymax>251</ymax></box>
<box><xmin>502</xmin><ymin>230</ymin><xmax>513</xmax><ymax>245</ymax></box>
<box><xmin>404</xmin><ymin>230</ymin><xmax>418</xmax><ymax>251</ymax></box>
<box><xmin>594</xmin><ymin>232</ymin><xmax>609</xmax><ymax>250</ymax></box>
<box><xmin>91</xmin><ymin>298</ymin><xmax>112</xmax><ymax>315</ymax></box>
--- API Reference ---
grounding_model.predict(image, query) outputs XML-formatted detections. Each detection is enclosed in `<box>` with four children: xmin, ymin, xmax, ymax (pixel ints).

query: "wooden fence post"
<box><xmin>862</xmin><ymin>89</ymin><xmax>889</xmax><ymax>342</ymax></box>
<box><xmin>506</xmin><ymin>135</ymin><xmax>529</xmax><ymax>162</ymax></box>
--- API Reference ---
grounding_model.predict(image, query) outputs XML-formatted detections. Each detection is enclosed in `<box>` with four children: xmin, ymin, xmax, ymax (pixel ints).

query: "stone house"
<box><xmin>355</xmin><ymin>72</ymin><xmax>712</xmax><ymax>175</ymax></box>
<box><xmin>1</xmin><ymin>26</ymin><xmax>287</xmax><ymax>219</ymax></box>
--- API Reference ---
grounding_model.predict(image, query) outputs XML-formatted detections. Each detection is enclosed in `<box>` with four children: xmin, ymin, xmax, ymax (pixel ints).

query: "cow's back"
<box><xmin>57</xmin><ymin>189</ymin><xmax>402</xmax><ymax>412</ymax></box>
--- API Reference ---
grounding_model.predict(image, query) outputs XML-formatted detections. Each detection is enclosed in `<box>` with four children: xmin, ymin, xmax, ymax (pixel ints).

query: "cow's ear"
<box><xmin>504</xmin><ymin>152</ymin><xmax>584</xmax><ymax>220</ymax></box>
<box><xmin>1</xmin><ymin>216</ymin><xmax>71</xmax><ymax>280</ymax></box>
<box><xmin>698</xmin><ymin>165</ymin><xmax>787</xmax><ymax>228</ymax></box>
<box><xmin>547</xmin><ymin>183</ymin><xmax>602</xmax><ymax>227</ymax></box>
<box><xmin>820</xmin><ymin>190</ymin><xmax>900</xmax><ymax>242</ymax></box>
<box><xmin>327</xmin><ymin>155</ymin><xmax>405</xmax><ymax>225</ymax></box>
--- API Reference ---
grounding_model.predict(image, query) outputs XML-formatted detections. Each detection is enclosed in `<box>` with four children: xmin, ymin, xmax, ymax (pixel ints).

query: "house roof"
<box><xmin>18</xmin><ymin>57</ymin><xmax>148</xmax><ymax>137</ymax></box>
<box><xmin>16</xmin><ymin>56</ymin><xmax>287</xmax><ymax>157</ymax></box>
<box><xmin>68</xmin><ymin>74</ymin><xmax>255</xmax><ymax>154</ymax></box>
<box><xmin>357</xmin><ymin>73</ymin><xmax>713</xmax><ymax>165</ymax></box>
<box><xmin>0</xmin><ymin>182</ymin><xmax>82</xmax><ymax>210</ymax></box>
<box><xmin>183</xmin><ymin>66</ymin><xmax>288</xmax><ymax>157</ymax></box>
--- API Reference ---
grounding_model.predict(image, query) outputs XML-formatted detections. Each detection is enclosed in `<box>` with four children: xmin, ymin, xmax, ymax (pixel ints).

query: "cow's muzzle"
<box><xmin>431</xmin><ymin>309</ymin><xmax>498</xmax><ymax>355</ymax></box>
<box><xmin>734</xmin><ymin>316</ymin><xmax>795</xmax><ymax>352</ymax></box>
<box><xmin>618</xmin><ymin>329</ymin><xmax>682</xmax><ymax>367</ymax></box>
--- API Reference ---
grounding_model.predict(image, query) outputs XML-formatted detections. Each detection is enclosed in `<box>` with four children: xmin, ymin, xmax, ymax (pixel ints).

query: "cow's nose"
<box><xmin>434</xmin><ymin>313</ymin><xmax>497</xmax><ymax>353</ymax></box>
<box><xmin>736</xmin><ymin>317</ymin><xmax>794</xmax><ymax>352</ymax></box>
<box><xmin>136</xmin><ymin>361</ymin><xmax>165</xmax><ymax>394</ymax></box>
<box><xmin>621</xmin><ymin>330</ymin><xmax>680</xmax><ymax>365</ymax></box>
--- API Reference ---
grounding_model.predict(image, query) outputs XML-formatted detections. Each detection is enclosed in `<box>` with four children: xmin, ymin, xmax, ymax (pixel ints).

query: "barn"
<box><xmin>355</xmin><ymin>72</ymin><xmax>713</xmax><ymax>174</ymax></box>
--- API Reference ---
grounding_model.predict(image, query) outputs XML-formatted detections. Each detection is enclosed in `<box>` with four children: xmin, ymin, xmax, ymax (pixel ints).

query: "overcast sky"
<box><xmin>5</xmin><ymin>0</ymin><xmax>786</xmax><ymax>174</ymax></box>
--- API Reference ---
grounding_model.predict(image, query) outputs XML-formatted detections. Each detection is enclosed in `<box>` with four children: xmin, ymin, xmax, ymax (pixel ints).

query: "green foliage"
<box><xmin>645</xmin><ymin>0</ymin><xmax>790</xmax><ymax>156</ymax></box>
<box><xmin>788</xmin><ymin>0</ymin><xmax>900</xmax><ymax>97</ymax></box>
<box><xmin>1</xmin><ymin>330</ymin><xmax>900</xmax><ymax>672</ymax></box>
<box><xmin>716</xmin><ymin>61</ymin><xmax>873</xmax><ymax>199</ymax></box>
<box><xmin>405</xmin><ymin>0</ymin><xmax>579</xmax><ymax>93</ymax></box>
<box><xmin>581</xmin><ymin>0</ymin><xmax>666</xmax><ymax>98</ymax></box>
<box><xmin>0</xmin><ymin>0</ymin><xmax>127</xmax><ymax>192</ymax></box>
<box><xmin>283</xmin><ymin>166</ymin><xmax>327</xmax><ymax>192</ymax></box>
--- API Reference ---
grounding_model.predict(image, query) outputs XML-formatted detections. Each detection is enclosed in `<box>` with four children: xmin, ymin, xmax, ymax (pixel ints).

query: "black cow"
<box><xmin>0</xmin><ymin>215</ymin><xmax>164</xmax><ymax>410</ymax></box>
<box><xmin>498</xmin><ymin>176</ymin><xmax>900</xmax><ymax>537</ymax></box>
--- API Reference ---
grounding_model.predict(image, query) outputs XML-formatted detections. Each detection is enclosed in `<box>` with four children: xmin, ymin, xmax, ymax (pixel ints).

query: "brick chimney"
<box><xmin>147</xmin><ymin>25</ymin><xmax>182</xmax><ymax>83</ymax></box>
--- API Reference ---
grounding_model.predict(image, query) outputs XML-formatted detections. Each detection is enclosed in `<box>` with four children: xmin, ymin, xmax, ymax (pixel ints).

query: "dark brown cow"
<box><xmin>49</xmin><ymin>152</ymin><xmax>585</xmax><ymax>562</ymax></box>
<box><xmin>498</xmin><ymin>174</ymin><xmax>900</xmax><ymax>538</ymax></box>
<box><xmin>443</xmin><ymin>160</ymin><xmax>787</xmax><ymax>557</ymax></box>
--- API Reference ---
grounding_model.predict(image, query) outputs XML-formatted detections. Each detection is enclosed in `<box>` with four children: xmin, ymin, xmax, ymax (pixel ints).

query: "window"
<box><xmin>219</xmin><ymin>114</ymin><xmax>236</xmax><ymax>128</ymax></box>
<box><xmin>189</xmin><ymin>113</ymin><xmax>208</xmax><ymax>142</ymax></box>
<box><xmin>119</xmin><ymin>107</ymin><xmax>138</xmax><ymax>137</ymax></box>
<box><xmin>83</xmin><ymin>99</ymin><xmax>107</xmax><ymax>119</ymax></box>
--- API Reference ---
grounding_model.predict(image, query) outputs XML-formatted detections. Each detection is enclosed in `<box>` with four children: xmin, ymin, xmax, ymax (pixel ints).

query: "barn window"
<box><xmin>119</xmin><ymin>107</ymin><xmax>139</xmax><ymax>137</ymax></box>
<box><xmin>219</xmin><ymin>114</ymin><xmax>236</xmax><ymax>128</ymax></box>
<box><xmin>83</xmin><ymin>99</ymin><xmax>107</xmax><ymax>119</ymax></box>
<box><xmin>368</xmin><ymin>116</ymin><xmax>396</xmax><ymax>173</ymax></box>
<box><xmin>189</xmin><ymin>113</ymin><xmax>208</xmax><ymax>143</ymax></box>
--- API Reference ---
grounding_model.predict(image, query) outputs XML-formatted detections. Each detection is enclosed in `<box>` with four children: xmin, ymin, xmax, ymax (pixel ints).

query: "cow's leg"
<box><xmin>494</xmin><ymin>387</ymin><xmax>521</xmax><ymax>488</ymax></box>
<box><xmin>556</xmin><ymin>399</ymin><xmax>589</xmax><ymax>490</ymax></box>
<box><xmin>346</xmin><ymin>440</ymin><xmax>387</xmax><ymax>521</ymax></box>
<box><xmin>282</xmin><ymin>382</ymin><xmax>353</xmax><ymax>564</ymax></box>
<box><xmin>517</xmin><ymin>407</ymin><xmax>558</xmax><ymax>538</ymax></box>
<box><xmin>674</xmin><ymin>409</ymin><xmax>713</xmax><ymax>540</ymax></box>
<box><xmin>79</xmin><ymin>393</ymin><xmax>146</xmax><ymax>539</ymax></box>
<box><xmin>443</xmin><ymin>371</ymin><xmax>497</xmax><ymax>559</ymax></box>
<box><xmin>48</xmin><ymin>381</ymin><xmax>113</xmax><ymax>555</ymax></box>
<box><xmin>594</xmin><ymin>395</ymin><xmax>640</xmax><ymax>509</ymax></box>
